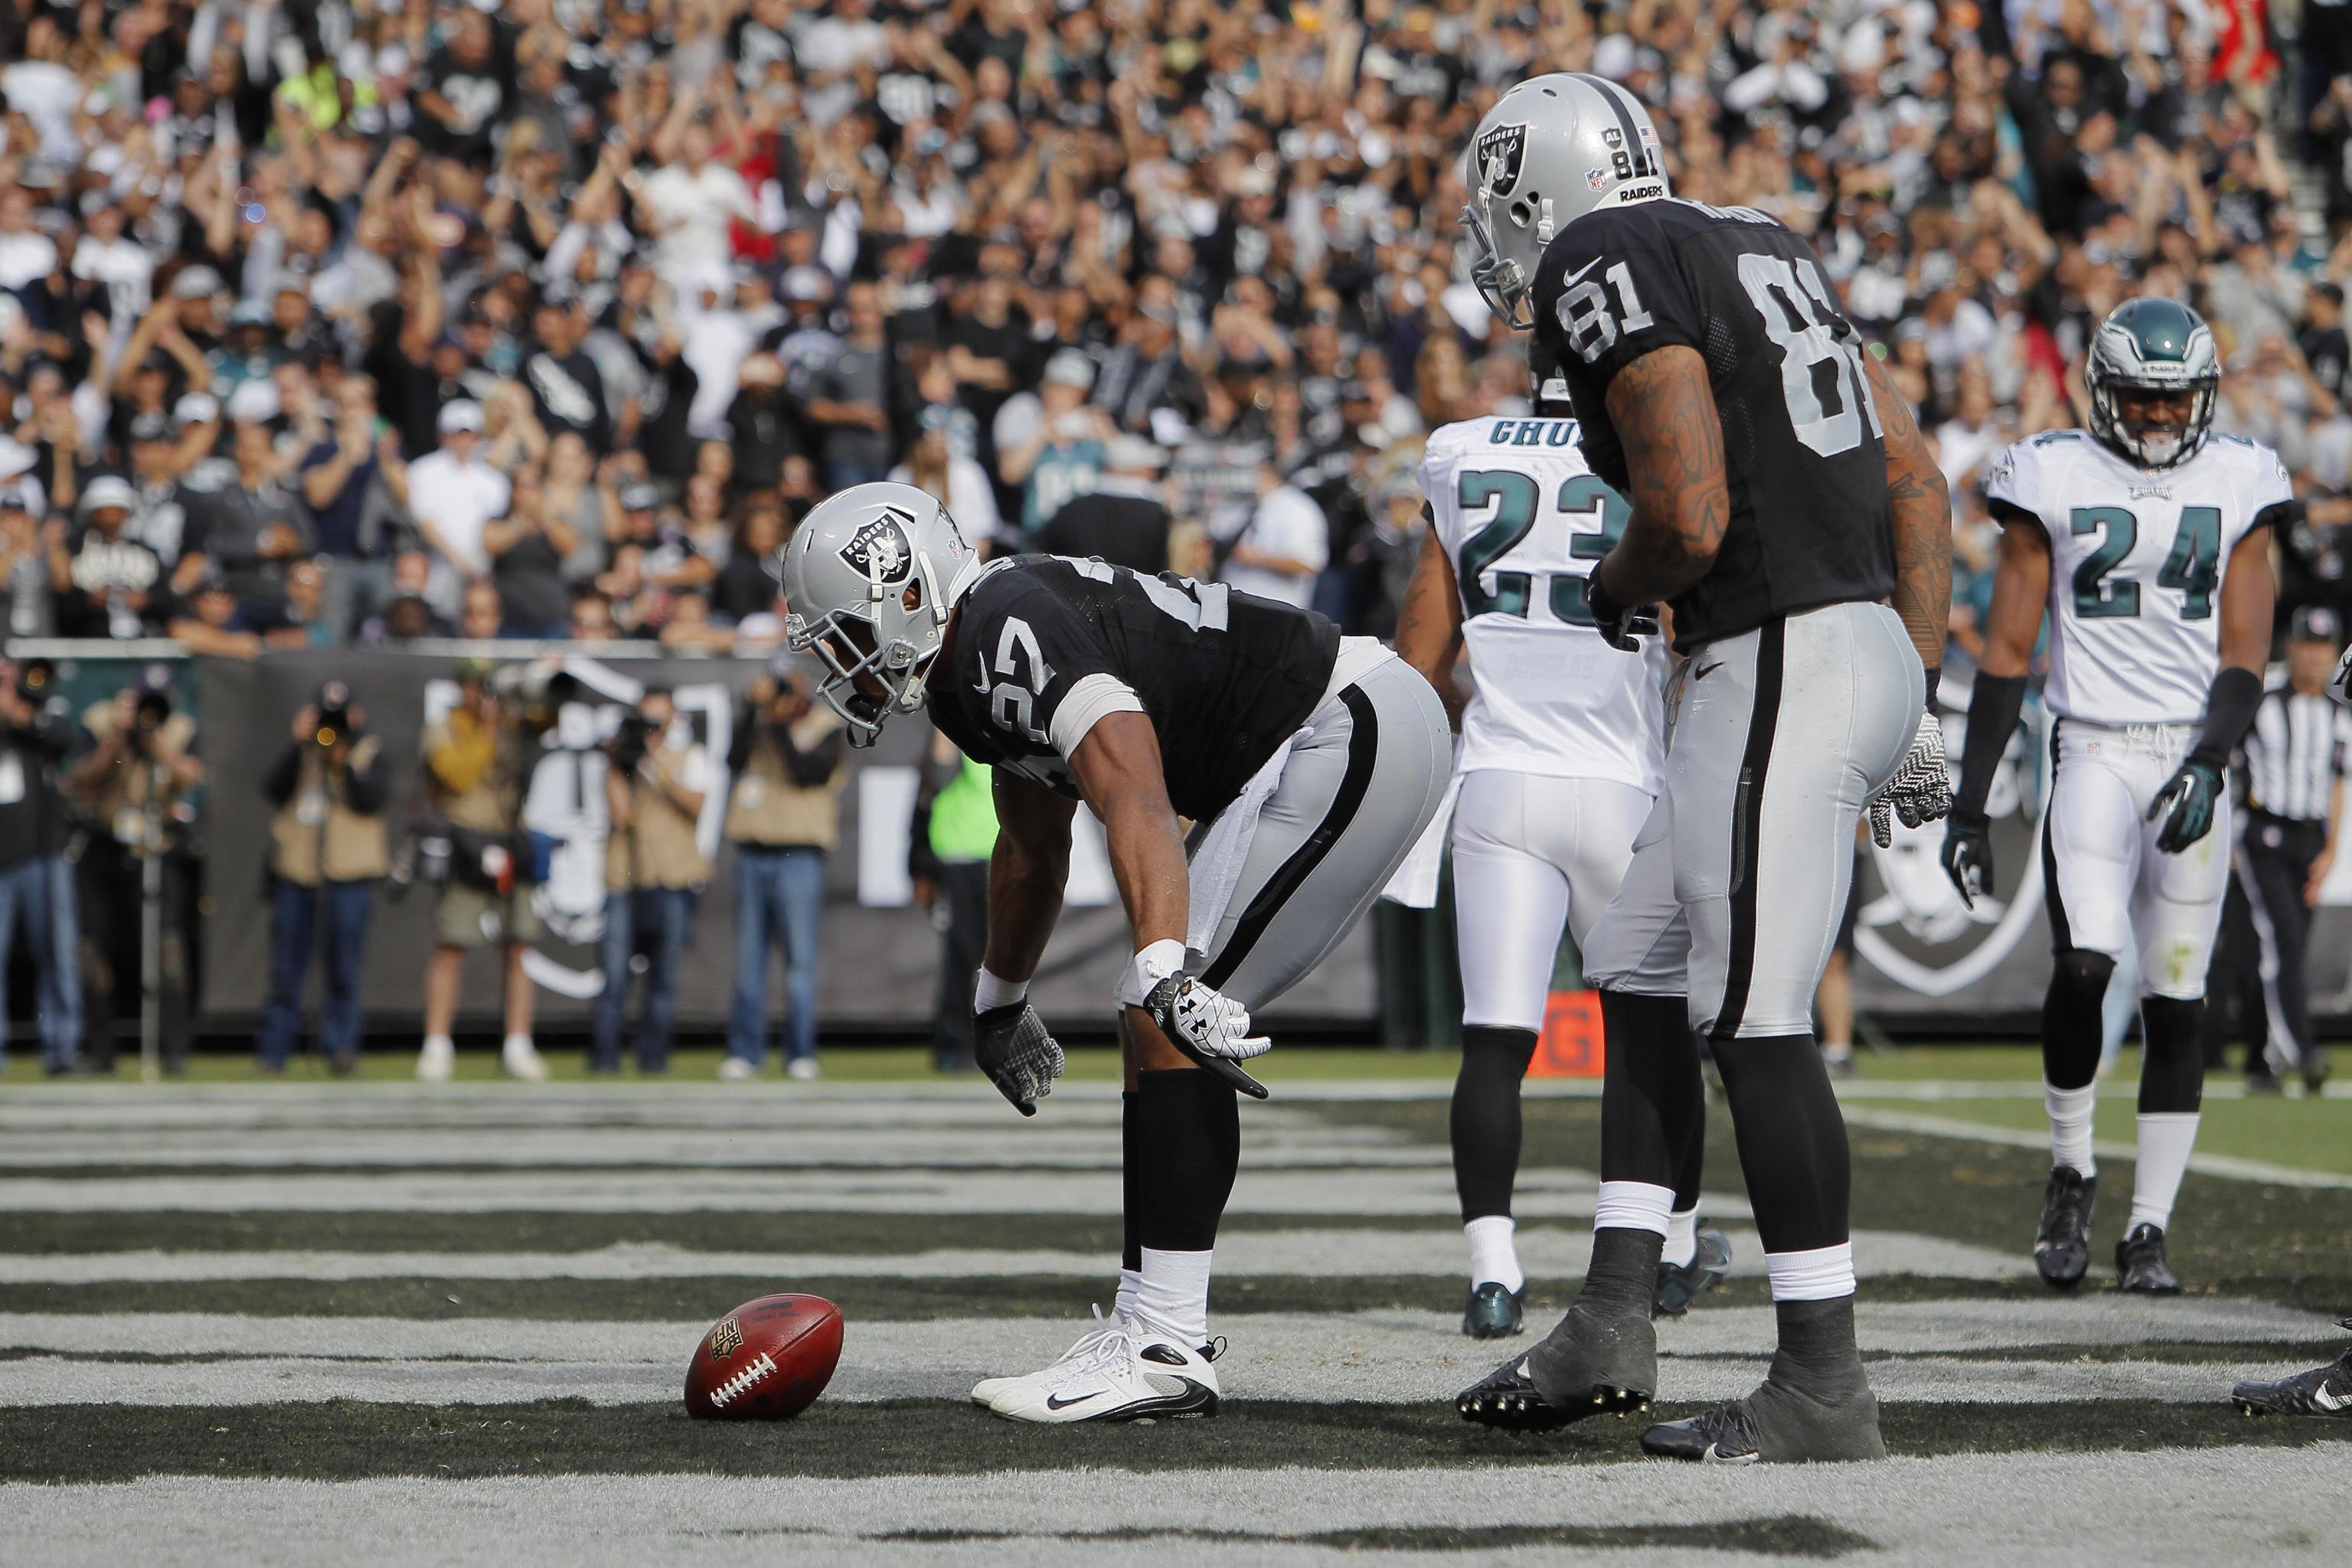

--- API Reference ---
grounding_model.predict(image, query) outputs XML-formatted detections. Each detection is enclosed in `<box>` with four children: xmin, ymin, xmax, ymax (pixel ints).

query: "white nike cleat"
<box><xmin>717</xmin><ymin>1056</ymin><xmax>758</xmax><ymax>1082</ymax></box>
<box><xmin>971</xmin><ymin>1305</ymin><xmax>1125</xmax><ymax>1410</ymax></box>
<box><xmin>988</xmin><ymin>1313</ymin><xmax>1221</xmax><ymax>1423</ymax></box>
<box><xmin>416</xmin><ymin>1037</ymin><xmax>455</xmax><ymax>1082</ymax></box>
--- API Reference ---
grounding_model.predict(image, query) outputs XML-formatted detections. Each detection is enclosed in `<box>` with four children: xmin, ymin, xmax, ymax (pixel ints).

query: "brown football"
<box><xmin>684</xmin><ymin>1293</ymin><xmax>844</xmax><ymax>1420</ymax></box>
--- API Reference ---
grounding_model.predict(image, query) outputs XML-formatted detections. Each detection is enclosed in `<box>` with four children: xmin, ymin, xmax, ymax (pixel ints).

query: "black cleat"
<box><xmin>2305</xmin><ymin>1047</ymin><xmax>2334</xmax><ymax>1095</ymax></box>
<box><xmin>1462</xmin><ymin>1282</ymin><xmax>1526</xmax><ymax>1339</ymax></box>
<box><xmin>2232</xmin><ymin>1320</ymin><xmax>2352</xmax><ymax>1417</ymax></box>
<box><xmin>1641</xmin><ymin>1397</ymin><xmax>1761</xmax><ymax>1462</ymax></box>
<box><xmin>2034</xmin><ymin>1166</ymin><xmax>2097</xmax><ymax>1289</ymax></box>
<box><xmin>2115</xmin><ymin>1222</ymin><xmax>2181</xmax><ymax>1293</ymax></box>
<box><xmin>1455</xmin><ymin>1351</ymin><xmax>1648</xmax><ymax>1432</ymax></box>
<box><xmin>2245</xmin><ymin>1070</ymin><xmax>2286</xmax><ymax>1096</ymax></box>
<box><xmin>1654</xmin><ymin>1229</ymin><xmax>1733</xmax><ymax>1318</ymax></box>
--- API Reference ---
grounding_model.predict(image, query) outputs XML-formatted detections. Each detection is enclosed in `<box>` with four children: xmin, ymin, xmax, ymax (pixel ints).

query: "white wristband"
<box><xmin>972</xmin><ymin>968</ymin><xmax>1027</xmax><ymax>1014</ymax></box>
<box><xmin>1129</xmin><ymin>939</ymin><xmax>1188</xmax><ymax>1005</ymax></box>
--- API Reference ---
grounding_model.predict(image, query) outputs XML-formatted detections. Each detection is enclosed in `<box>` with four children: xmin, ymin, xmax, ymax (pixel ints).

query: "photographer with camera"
<box><xmin>257</xmin><ymin>681</ymin><xmax>387</xmax><ymax>1076</ymax></box>
<box><xmin>417</xmin><ymin>657</ymin><xmax>548</xmax><ymax>1082</ymax></box>
<box><xmin>0</xmin><ymin>656</ymin><xmax>84</xmax><ymax>1073</ymax></box>
<box><xmin>596</xmin><ymin>685</ymin><xmax>710</xmax><ymax>1075</ymax></box>
<box><xmin>720</xmin><ymin>658</ymin><xmax>845</xmax><ymax>1081</ymax></box>
<box><xmin>70</xmin><ymin>666</ymin><xmax>203</xmax><ymax>1074</ymax></box>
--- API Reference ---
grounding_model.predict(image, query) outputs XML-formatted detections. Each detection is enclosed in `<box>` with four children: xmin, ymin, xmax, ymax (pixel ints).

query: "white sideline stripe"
<box><xmin>0</xmin><ymin>1228</ymin><xmax>2020</xmax><ymax>1285</ymax></box>
<box><xmin>1841</xmin><ymin>1106</ymin><xmax>2352</xmax><ymax>1190</ymax></box>
<box><xmin>0</xmin><ymin>1166</ymin><xmax>1745</xmax><ymax>1219</ymax></box>
<box><xmin>3</xmin><ymin>1300</ymin><xmax>2329</xmax><ymax>1365</ymax></box>
<box><xmin>7</xmin><ymin>1452</ymin><xmax>2346</xmax><ymax>1568</ymax></box>
<box><xmin>0</xmin><ymin>1351</ymin><xmax>2294</xmax><ymax>1410</ymax></box>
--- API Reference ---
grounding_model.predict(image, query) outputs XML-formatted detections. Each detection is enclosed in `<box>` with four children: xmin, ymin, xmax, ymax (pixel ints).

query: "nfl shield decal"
<box><xmin>1475</xmin><ymin>122</ymin><xmax>1527</xmax><ymax>197</ymax></box>
<box><xmin>839</xmin><ymin>508</ymin><xmax>916</xmax><ymax>584</ymax></box>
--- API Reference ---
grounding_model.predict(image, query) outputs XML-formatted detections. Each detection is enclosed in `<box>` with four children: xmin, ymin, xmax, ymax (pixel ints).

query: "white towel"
<box><xmin>1184</xmin><ymin>732</ymin><xmax>1297</xmax><ymax>957</ymax></box>
<box><xmin>1380</xmin><ymin>771</ymin><xmax>1462</xmax><ymax>910</ymax></box>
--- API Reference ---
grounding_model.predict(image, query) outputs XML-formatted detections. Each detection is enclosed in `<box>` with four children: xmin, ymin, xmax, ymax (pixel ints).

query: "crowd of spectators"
<box><xmin>0</xmin><ymin>0</ymin><xmax>2348</xmax><ymax>668</ymax></box>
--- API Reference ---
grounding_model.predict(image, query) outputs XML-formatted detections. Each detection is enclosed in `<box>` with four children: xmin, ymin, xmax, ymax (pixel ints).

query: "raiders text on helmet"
<box><xmin>1462</xmin><ymin>74</ymin><xmax>1670</xmax><ymax>329</ymax></box>
<box><xmin>782</xmin><ymin>482</ymin><xmax>982</xmax><ymax>745</ymax></box>
<box><xmin>2085</xmin><ymin>297</ymin><xmax>2220</xmax><ymax>471</ymax></box>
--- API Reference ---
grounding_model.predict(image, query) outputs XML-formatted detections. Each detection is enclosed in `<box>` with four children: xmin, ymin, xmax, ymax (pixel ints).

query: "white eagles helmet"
<box><xmin>782</xmin><ymin>482</ymin><xmax>982</xmax><ymax>746</ymax></box>
<box><xmin>2084</xmin><ymin>296</ymin><xmax>2221</xmax><ymax>471</ymax></box>
<box><xmin>1462</xmin><ymin>73</ymin><xmax>1671</xmax><ymax>330</ymax></box>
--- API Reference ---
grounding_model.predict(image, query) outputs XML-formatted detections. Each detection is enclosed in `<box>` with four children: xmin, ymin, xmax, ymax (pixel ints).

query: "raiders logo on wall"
<box><xmin>1853</xmin><ymin>698</ymin><xmax>2048</xmax><ymax>998</ymax></box>
<box><xmin>1475</xmin><ymin>122</ymin><xmax>1527</xmax><ymax>197</ymax></box>
<box><xmin>838</xmin><ymin>509</ymin><xmax>916</xmax><ymax>584</ymax></box>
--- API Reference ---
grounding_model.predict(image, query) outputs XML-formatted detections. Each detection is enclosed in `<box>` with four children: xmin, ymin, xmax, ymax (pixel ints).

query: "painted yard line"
<box><xmin>0</xmin><ymin>1166</ymin><xmax>1737</xmax><ymax>1219</ymax></box>
<box><xmin>2</xmin><ymin>1449</ymin><xmax>2344</xmax><ymax>1568</ymax></box>
<box><xmin>1841</xmin><ymin>1105</ymin><xmax>2352</xmax><ymax>1190</ymax></box>
<box><xmin>4</xmin><ymin>1299</ymin><xmax>2329</xmax><ymax>1366</ymax></box>
<box><xmin>0</xmin><ymin>1228</ymin><xmax>2021</xmax><ymax>1285</ymax></box>
<box><xmin>0</xmin><ymin>1351</ymin><xmax>2299</xmax><ymax>1410</ymax></box>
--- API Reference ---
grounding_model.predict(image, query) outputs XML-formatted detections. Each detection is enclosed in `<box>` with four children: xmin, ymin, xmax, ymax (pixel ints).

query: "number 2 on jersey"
<box><xmin>2069</xmin><ymin>504</ymin><xmax>2220</xmax><ymax>621</ymax></box>
<box><xmin>1455</xmin><ymin>470</ymin><xmax>1628</xmax><ymax>624</ymax></box>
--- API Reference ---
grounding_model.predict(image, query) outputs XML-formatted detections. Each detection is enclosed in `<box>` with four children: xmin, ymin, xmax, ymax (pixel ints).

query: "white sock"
<box><xmin>1765</xmin><ymin>1241</ymin><xmax>1856</xmax><ymax>1302</ymax></box>
<box><xmin>422</xmin><ymin>1034</ymin><xmax>452</xmax><ymax>1055</ymax></box>
<box><xmin>2044</xmin><ymin>1080</ymin><xmax>2098</xmax><ymax>1178</ymax></box>
<box><xmin>2128</xmin><ymin>1112</ymin><xmax>2200</xmax><ymax>1233</ymax></box>
<box><xmin>503</xmin><ymin>1034</ymin><xmax>535</xmax><ymax>1056</ymax></box>
<box><xmin>1592</xmin><ymin>1179</ymin><xmax>1674</xmax><ymax>1237</ymax></box>
<box><xmin>1464</xmin><ymin>1215</ymin><xmax>1523</xmax><ymax>1292</ymax></box>
<box><xmin>1135</xmin><ymin>1248</ymin><xmax>1213</xmax><ymax>1345</ymax></box>
<box><xmin>1663</xmin><ymin>1207</ymin><xmax>1699</xmax><ymax>1270</ymax></box>
<box><xmin>1113</xmin><ymin>1267</ymin><xmax>1141</xmax><ymax>1323</ymax></box>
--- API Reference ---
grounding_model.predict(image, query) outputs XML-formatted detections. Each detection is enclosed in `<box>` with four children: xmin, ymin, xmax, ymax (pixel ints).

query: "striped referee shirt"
<box><xmin>2243</xmin><ymin>682</ymin><xmax>2351</xmax><ymax>822</ymax></box>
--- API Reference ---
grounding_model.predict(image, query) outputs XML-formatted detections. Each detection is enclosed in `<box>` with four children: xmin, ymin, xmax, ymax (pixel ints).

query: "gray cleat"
<box><xmin>1642</xmin><ymin>1377</ymin><xmax>1887</xmax><ymax>1464</ymax></box>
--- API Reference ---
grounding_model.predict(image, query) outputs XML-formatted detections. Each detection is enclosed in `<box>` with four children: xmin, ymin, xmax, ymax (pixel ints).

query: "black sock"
<box><xmin>1121</xmin><ymin>1090</ymin><xmax>1140</xmax><ymax>1273</ymax></box>
<box><xmin>1766</xmin><ymin>1295</ymin><xmax>1867</xmax><ymax>1396</ymax></box>
<box><xmin>1713</xmin><ymin>1034</ymin><xmax>1851</xmax><ymax>1256</ymax></box>
<box><xmin>1598</xmin><ymin>989</ymin><xmax>1704</xmax><ymax>1191</ymax></box>
<box><xmin>1576</xmin><ymin>1226</ymin><xmax>1665</xmax><ymax>1318</ymax></box>
<box><xmin>2042</xmin><ymin>949</ymin><xmax>2115</xmax><ymax>1092</ymax></box>
<box><xmin>1451</xmin><ymin>1025</ymin><xmax>1537</xmax><ymax>1220</ymax></box>
<box><xmin>1132</xmin><ymin>1068</ymin><xmax>1240</xmax><ymax>1253</ymax></box>
<box><xmin>2138</xmin><ymin>996</ymin><xmax>2207</xmax><ymax>1115</ymax></box>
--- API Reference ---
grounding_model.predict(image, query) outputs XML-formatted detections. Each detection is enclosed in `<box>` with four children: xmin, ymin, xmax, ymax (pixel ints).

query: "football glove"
<box><xmin>1942</xmin><ymin>809</ymin><xmax>1992</xmax><ymax>909</ymax></box>
<box><xmin>2148</xmin><ymin>757</ymin><xmax>2224</xmax><ymax>854</ymax></box>
<box><xmin>1581</xmin><ymin>575</ymin><xmax>1661</xmax><ymax>653</ymax></box>
<box><xmin>1867</xmin><ymin>710</ymin><xmax>1955</xmax><ymax>848</ymax></box>
<box><xmin>974</xmin><ymin>1002</ymin><xmax>1063</xmax><ymax>1117</ymax></box>
<box><xmin>1142</xmin><ymin>973</ymin><xmax>1272</xmax><ymax>1099</ymax></box>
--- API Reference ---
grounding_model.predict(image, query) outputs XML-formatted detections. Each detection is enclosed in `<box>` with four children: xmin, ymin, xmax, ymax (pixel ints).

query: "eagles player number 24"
<box><xmin>2068</xmin><ymin>505</ymin><xmax>2222</xmax><ymax>621</ymax></box>
<box><xmin>1455</xmin><ymin>470</ymin><xmax>1628</xmax><ymax>624</ymax></box>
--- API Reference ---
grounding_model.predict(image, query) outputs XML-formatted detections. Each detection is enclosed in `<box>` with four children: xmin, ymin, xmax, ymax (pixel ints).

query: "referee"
<box><xmin>2236</xmin><ymin>606</ymin><xmax>2347</xmax><ymax>1093</ymax></box>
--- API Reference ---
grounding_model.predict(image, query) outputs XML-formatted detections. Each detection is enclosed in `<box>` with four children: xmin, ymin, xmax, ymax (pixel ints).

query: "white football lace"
<box><xmin>707</xmin><ymin>1351</ymin><xmax>776</xmax><ymax>1407</ymax></box>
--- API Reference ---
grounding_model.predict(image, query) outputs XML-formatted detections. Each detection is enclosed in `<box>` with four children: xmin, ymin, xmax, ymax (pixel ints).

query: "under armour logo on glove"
<box><xmin>1145</xmin><ymin>975</ymin><xmax>1272</xmax><ymax>1060</ymax></box>
<box><xmin>974</xmin><ymin>1004</ymin><xmax>1064</xmax><ymax>1116</ymax></box>
<box><xmin>1869</xmin><ymin>712</ymin><xmax>1955</xmax><ymax>849</ymax></box>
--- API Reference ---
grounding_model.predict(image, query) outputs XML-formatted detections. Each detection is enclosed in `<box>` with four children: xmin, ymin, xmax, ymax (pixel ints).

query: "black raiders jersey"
<box><xmin>929</xmin><ymin>556</ymin><xmax>1341</xmax><ymax>820</ymax></box>
<box><xmin>1531</xmin><ymin>198</ymin><xmax>1896</xmax><ymax>650</ymax></box>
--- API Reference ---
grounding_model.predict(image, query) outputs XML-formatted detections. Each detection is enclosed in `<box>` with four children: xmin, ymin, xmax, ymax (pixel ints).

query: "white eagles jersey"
<box><xmin>1418</xmin><ymin>415</ymin><xmax>1665</xmax><ymax>792</ymax></box>
<box><xmin>1984</xmin><ymin>430</ymin><xmax>2292</xmax><ymax>726</ymax></box>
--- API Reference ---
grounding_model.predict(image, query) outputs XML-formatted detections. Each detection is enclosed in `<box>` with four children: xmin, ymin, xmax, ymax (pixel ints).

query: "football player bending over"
<box><xmin>1452</xmin><ymin>73</ymin><xmax>1953</xmax><ymax>1462</ymax></box>
<box><xmin>1945</xmin><ymin>299</ymin><xmax>2285</xmax><ymax>1295</ymax></box>
<box><xmin>783</xmin><ymin>484</ymin><xmax>1450</xmax><ymax>1423</ymax></box>
<box><xmin>1396</xmin><ymin>339</ymin><xmax>1728</xmax><ymax>1340</ymax></box>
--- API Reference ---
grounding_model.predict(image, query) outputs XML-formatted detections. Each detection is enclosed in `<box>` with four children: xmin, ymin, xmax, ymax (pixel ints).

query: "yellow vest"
<box><xmin>270</xmin><ymin>739</ymin><xmax>390</xmax><ymax>885</ymax></box>
<box><xmin>423</xmin><ymin>710</ymin><xmax>518</xmax><ymax>833</ymax></box>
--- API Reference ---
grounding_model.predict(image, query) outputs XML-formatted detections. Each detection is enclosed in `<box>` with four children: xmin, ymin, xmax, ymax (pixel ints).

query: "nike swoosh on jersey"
<box><xmin>1560</xmin><ymin>256</ymin><xmax>1603</xmax><ymax>291</ymax></box>
<box><xmin>1694</xmin><ymin>662</ymin><xmax>1724</xmax><ymax>681</ymax></box>
<box><xmin>1043</xmin><ymin>1390</ymin><xmax>1103</xmax><ymax>1410</ymax></box>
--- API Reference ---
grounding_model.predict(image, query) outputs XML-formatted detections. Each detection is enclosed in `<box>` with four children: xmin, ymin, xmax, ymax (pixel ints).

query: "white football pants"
<box><xmin>1452</xmin><ymin>770</ymin><xmax>1654</xmax><ymax>1034</ymax></box>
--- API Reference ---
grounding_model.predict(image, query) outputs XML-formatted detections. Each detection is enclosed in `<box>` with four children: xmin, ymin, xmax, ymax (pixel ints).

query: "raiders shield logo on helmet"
<box><xmin>839</xmin><ymin>509</ymin><xmax>916</xmax><ymax>584</ymax></box>
<box><xmin>1475</xmin><ymin>122</ymin><xmax>1527</xmax><ymax>197</ymax></box>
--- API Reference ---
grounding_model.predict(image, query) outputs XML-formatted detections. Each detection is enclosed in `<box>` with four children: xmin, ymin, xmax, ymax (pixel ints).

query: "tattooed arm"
<box><xmin>1393</xmin><ymin>509</ymin><xmax>1467</xmax><ymax>730</ymax></box>
<box><xmin>1861</xmin><ymin>349</ymin><xmax>1953</xmax><ymax>680</ymax></box>
<box><xmin>1593</xmin><ymin>346</ymin><xmax>1731</xmax><ymax>606</ymax></box>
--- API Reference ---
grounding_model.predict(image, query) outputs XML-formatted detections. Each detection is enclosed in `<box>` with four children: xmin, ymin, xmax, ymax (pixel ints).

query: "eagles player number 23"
<box><xmin>1455</xmin><ymin>470</ymin><xmax>1628</xmax><ymax>624</ymax></box>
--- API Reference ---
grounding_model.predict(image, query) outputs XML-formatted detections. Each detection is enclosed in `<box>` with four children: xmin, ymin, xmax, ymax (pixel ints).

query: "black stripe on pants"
<box><xmin>2236</xmin><ymin>811</ymin><xmax>2326</xmax><ymax>1073</ymax></box>
<box><xmin>1710</xmin><ymin>618</ymin><xmax>1786</xmax><ymax>1043</ymax></box>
